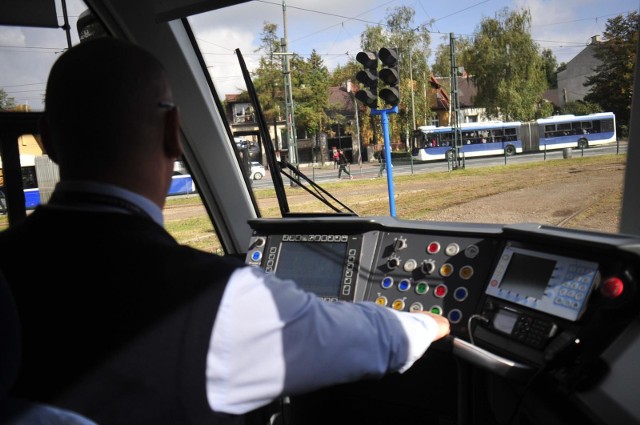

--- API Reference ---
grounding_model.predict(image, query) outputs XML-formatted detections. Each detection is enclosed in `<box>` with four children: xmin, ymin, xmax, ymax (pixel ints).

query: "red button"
<box><xmin>434</xmin><ymin>284</ymin><xmax>447</xmax><ymax>298</ymax></box>
<box><xmin>600</xmin><ymin>277</ymin><xmax>624</xmax><ymax>299</ymax></box>
<box><xmin>427</xmin><ymin>242</ymin><xmax>440</xmax><ymax>254</ymax></box>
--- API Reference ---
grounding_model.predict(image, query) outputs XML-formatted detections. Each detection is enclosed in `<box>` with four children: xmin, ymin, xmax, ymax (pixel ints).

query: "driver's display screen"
<box><xmin>499</xmin><ymin>253</ymin><xmax>556</xmax><ymax>300</ymax></box>
<box><xmin>275</xmin><ymin>241</ymin><xmax>347</xmax><ymax>297</ymax></box>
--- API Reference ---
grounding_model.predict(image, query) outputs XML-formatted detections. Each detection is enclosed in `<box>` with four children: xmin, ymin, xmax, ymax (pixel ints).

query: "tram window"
<box><xmin>0</xmin><ymin>1</ymin><xmax>224</xmax><ymax>254</ymax></box>
<box><xmin>601</xmin><ymin>119</ymin><xmax>614</xmax><ymax>132</ymax></box>
<box><xmin>558</xmin><ymin>123</ymin><xmax>572</xmax><ymax>133</ymax></box>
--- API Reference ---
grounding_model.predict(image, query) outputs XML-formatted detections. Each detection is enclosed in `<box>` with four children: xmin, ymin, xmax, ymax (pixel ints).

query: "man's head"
<box><xmin>41</xmin><ymin>38</ymin><xmax>181</xmax><ymax>203</ymax></box>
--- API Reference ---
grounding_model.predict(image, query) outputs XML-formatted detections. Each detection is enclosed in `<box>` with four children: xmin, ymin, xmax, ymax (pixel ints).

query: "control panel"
<box><xmin>363</xmin><ymin>232</ymin><xmax>499</xmax><ymax>335</ymax></box>
<box><xmin>245</xmin><ymin>232</ymin><xmax>375</xmax><ymax>302</ymax></box>
<box><xmin>245</xmin><ymin>218</ymin><xmax>639</xmax><ymax>373</ymax></box>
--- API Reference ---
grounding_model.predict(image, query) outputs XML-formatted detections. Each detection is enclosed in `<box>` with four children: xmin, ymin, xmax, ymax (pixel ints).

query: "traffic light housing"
<box><xmin>378</xmin><ymin>47</ymin><xmax>400</xmax><ymax>106</ymax></box>
<box><xmin>355</xmin><ymin>51</ymin><xmax>378</xmax><ymax>109</ymax></box>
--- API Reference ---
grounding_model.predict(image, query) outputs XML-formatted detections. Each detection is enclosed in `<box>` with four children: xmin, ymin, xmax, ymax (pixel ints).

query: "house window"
<box><xmin>233</xmin><ymin>103</ymin><xmax>254</xmax><ymax>123</ymax></box>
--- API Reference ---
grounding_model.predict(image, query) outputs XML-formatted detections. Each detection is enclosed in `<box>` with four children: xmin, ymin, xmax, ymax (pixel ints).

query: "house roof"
<box><xmin>431</xmin><ymin>76</ymin><xmax>477</xmax><ymax>110</ymax></box>
<box><xmin>328</xmin><ymin>85</ymin><xmax>357</xmax><ymax>115</ymax></box>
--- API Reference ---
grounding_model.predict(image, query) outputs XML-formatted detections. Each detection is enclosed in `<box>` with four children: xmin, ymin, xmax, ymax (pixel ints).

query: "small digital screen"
<box><xmin>493</xmin><ymin>309</ymin><xmax>519</xmax><ymax>334</ymax></box>
<box><xmin>275</xmin><ymin>241</ymin><xmax>347</xmax><ymax>297</ymax></box>
<box><xmin>500</xmin><ymin>253</ymin><xmax>556</xmax><ymax>300</ymax></box>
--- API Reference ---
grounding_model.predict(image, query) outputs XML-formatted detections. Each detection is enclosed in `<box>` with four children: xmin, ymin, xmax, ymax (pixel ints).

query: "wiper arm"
<box><xmin>278</xmin><ymin>161</ymin><xmax>357</xmax><ymax>216</ymax></box>
<box><xmin>235</xmin><ymin>48</ymin><xmax>290</xmax><ymax>216</ymax></box>
<box><xmin>235</xmin><ymin>48</ymin><xmax>357</xmax><ymax>217</ymax></box>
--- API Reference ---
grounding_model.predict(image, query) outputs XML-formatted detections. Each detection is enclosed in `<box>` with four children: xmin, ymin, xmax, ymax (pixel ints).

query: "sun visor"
<box><xmin>155</xmin><ymin>0</ymin><xmax>252</xmax><ymax>22</ymax></box>
<box><xmin>0</xmin><ymin>0</ymin><xmax>59</xmax><ymax>28</ymax></box>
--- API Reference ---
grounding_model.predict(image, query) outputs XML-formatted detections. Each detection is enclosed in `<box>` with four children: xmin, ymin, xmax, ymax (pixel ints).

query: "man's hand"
<box><xmin>415</xmin><ymin>311</ymin><xmax>450</xmax><ymax>341</ymax></box>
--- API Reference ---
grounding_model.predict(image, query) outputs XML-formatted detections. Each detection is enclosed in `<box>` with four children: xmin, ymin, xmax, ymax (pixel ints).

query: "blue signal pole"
<box><xmin>371</xmin><ymin>105</ymin><xmax>399</xmax><ymax>217</ymax></box>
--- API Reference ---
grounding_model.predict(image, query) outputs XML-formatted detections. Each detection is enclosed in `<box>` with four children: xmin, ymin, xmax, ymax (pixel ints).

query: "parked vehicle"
<box><xmin>250</xmin><ymin>161</ymin><xmax>265</xmax><ymax>180</ymax></box>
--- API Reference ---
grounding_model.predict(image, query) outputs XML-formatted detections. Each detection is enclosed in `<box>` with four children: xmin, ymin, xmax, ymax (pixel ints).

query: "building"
<box><xmin>556</xmin><ymin>36</ymin><xmax>602</xmax><ymax>106</ymax></box>
<box><xmin>429</xmin><ymin>75</ymin><xmax>491</xmax><ymax>125</ymax></box>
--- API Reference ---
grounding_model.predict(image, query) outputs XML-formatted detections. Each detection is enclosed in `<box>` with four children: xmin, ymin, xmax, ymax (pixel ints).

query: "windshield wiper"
<box><xmin>235</xmin><ymin>48</ymin><xmax>357</xmax><ymax>217</ymax></box>
<box><xmin>278</xmin><ymin>162</ymin><xmax>356</xmax><ymax>215</ymax></box>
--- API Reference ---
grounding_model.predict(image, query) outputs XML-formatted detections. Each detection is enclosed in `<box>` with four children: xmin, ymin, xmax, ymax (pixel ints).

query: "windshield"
<box><xmin>1</xmin><ymin>0</ymin><xmax>636</xmax><ymax>242</ymax></box>
<box><xmin>187</xmin><ymin>1</ymin><xmax>634</xmax><ymax>232</ymax></box>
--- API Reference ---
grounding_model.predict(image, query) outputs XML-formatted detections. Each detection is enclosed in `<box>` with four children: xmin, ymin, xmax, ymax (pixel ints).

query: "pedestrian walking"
<box><xmin>337</xmin><ymin>149</ymin><xmax>352</xmax><ymax>179</ymax></box>
<box><xmin>377</xmin><ymin>147</ymin><xmax>386</xmax><ymax>177</ymax></box>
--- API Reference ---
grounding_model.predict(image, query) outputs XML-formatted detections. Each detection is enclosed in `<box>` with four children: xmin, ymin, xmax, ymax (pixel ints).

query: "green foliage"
<box><xmin>584</xmin><ymin>11</ymin><xmax>639</xmax><ymax>137</ymax></box>
<box><xmin>559</xmin><ymin>100</ymin><xmax>602</xmax><ymax>116</ymax></box>
<box><xmin>431</xmin><ymin>36</ymin><xmax>472</xmax><ymax>78</ymax></box>
<box><xmin>329</xmin><ymin>61</ymin><xmax>361</xmax><ymax>88</ymax></box>
<box><xmin>251</xmin><ymin>22</ymin><xmax>283</xmax><ymax>124</ymax></box>
<box><xmin>463</xmin><ymin>8</ymin><xmax>548</xmax><ymax>121</ymax></box>
<box><xmin>292</xmin><ymin>50</ymin><xmax>330</xmax><ymax>136</ymax></box>
<box><xmin>0</xmin><ymin>88</ymin><xmax>16</xmax><ymax>110</ymax></box>
<box><xmin>541</xmin><ymin>48</ymin><xmax>558</xmax><ymax>89</ymax></box>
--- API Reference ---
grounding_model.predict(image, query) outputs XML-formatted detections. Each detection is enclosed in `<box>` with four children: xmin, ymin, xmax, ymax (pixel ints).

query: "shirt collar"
<box><xmin>53</xmin><ymin>180</ymin><xmax>164</xmax><ymax>226</ymax></box>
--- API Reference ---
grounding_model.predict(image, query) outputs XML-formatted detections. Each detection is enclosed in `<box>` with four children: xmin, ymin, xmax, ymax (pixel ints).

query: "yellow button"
<box><xmin>375</xmin><ymin>296</ymin><xmax>388</xmax><ymax>306</ymax></box>
<box><xmin>440</xmin><ymin>263</ymin><xmax>454</xmax><ymax>277</ymax></box>
<box><xmin>392</xmin><ymin>299</ymin><xmax>405</xmax><ymax>311</ymax></box>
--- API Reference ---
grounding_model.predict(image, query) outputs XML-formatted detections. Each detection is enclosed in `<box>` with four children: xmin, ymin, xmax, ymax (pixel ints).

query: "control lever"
<box><xmin>450</xmin><ymin>337</ymin><xmax>534</xmax><ymax>381</ymax></box>
<box><xmin>430</xmin><ymin>334</ymin><xmax>455</xmax><ymax>353</ymax></box>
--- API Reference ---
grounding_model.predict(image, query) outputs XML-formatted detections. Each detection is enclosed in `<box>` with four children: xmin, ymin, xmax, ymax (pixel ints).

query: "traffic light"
<box><xmin>355</xmin><ymin>51</ymin><xmax>378</xmax><ymax>109</ymax></box>
<box><xmin>378</xmin><ymin>47</ymin><xmax>400</xmax><ymax>106</ymax></box>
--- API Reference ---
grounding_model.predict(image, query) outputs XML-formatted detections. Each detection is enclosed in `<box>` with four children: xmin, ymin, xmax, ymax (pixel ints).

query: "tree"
<box><xmin>251</xmin><ymin>22</ymin><xmax>283</xmax><ymax>126</ymax></box>
<box><xmin>541</xmin><ymin>48</ymin><xmax>558</xmax><ymax>89</ymax></box>
<box><xmin>292</xmin><ymin>50</ymin><xmax>330</xmax><ymax>138</ymax></box>
<box><xmin>0</xmin><ymin>88</ymin><xmax>16</xmax><ymax>111</ymax></box>
<box><xmin>463</xmin><ymin>8</ymin><xmax>548</xmax><ymax>121</ymax></box>
<box><xmin>329</xmin><ymin>60</ymin><xmax>361</xmax><ymax>88</ymax></box>
<box><xmin>431</xmin><ymin>36</ymin><xmax>472</xmax><ymax>78</ymax></box>
<box><xmin>584</xmin><ymin>11</ymin><xmax>639</xmax><ymax>137</ymax></box>
<box><xmin>559</xmin><ymin>100</ymin><xmax>602</xmax><ymax>116</ymax></box>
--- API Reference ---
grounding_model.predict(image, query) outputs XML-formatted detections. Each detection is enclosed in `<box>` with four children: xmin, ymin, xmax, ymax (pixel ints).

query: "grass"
<box><xmin>256</xmin><ymin>154</ymin><xmax>626</xmax><ymax>219</ymax></box>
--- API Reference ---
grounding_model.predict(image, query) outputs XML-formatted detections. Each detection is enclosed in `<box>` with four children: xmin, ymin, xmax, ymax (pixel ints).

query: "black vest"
<box><xmin>0</xmin><ymin>206</ymin><xmax>265</xmax><ymax>425</ymax></box>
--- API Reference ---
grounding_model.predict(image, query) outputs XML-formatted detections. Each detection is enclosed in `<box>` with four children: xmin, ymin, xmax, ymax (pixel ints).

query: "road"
<box><xmin>250</xmin><ymin>142</ymin><xmax>627</xmax><ymax>188</ymax></box>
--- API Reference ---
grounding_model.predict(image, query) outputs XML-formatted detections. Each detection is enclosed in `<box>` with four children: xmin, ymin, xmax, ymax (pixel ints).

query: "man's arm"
<box><xmin>206</xmin><ymin>266</ymin><xmax>449</xmax><ymax>414</ymax></box>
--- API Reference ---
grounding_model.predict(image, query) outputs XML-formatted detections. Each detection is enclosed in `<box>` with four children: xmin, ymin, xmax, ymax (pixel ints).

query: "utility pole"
<box><xmin>450</xmin><ymin>32</ymin><xmax>462</xmax><ymax>169</ymax></box>
<box><xmin>409</xmin><ymin>49</ymin><xmax>416</xmax><ymax>131</ymax></box>
<box><xmin>351</xmin><ymin>84</ymin><xmax>362</xmax><ymax>164</ymax></box>
<box><xmin>281</xmin><ymin>1</ymin><xmax>298</xmax><ymax>166</ymax></box>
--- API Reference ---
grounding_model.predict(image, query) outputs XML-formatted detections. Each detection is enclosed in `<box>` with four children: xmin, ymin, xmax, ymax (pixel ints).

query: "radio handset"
<box><xmin>544</xmin><ymin>330</ymin><xmax>577</xmax><ymax>362</ymax></box>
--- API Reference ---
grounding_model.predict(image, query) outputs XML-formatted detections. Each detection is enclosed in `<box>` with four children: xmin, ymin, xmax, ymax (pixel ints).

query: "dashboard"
<box><xmin>245</xmin><ymin>216</ymin><xmax>640</xmax><ymax>386</ymax></box>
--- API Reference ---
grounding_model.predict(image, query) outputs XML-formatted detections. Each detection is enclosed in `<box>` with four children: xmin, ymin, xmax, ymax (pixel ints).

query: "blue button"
<box><xmin>454</xmin><ymin>287</ymin><xmax>468</xmax><ymax>301</ymax></box>
<box><xmin>381</xmin><ymin>277</ymin><xmax>394</xmax><ymax>289</ymax></box>
<box><xmin>398</xmin><ymin>279</ymin><xmax>411</xmax><ymax>292</ymax></box>
<box><xmin>448</xmin><ymin>309</ymin><xmax>462</xmax><ymax>323</ymax></box>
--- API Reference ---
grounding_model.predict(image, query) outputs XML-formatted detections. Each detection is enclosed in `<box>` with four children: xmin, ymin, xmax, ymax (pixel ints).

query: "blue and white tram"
<box><xmin>412</xmin><ymin>121</ymin><xmax>523</xmax><ymax>161</ymax></box>
<box><xmin>537</xmin><ymin>112</ymin><xmax>616</xmax><ymax>150</ymax></box>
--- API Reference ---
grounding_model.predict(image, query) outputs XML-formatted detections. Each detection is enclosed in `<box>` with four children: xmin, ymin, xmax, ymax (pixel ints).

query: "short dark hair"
<box><xmin>45</xmin><ymin>38</ymin><xmax>170</xmax><ymax>169</ymax></box>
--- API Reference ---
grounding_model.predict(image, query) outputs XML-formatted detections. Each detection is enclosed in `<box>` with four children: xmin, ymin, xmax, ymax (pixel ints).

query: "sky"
<box><xmin>189</xmin><ymin>0</ymin><xmax>638</xmax><ymax>97</ymax></box>
<box><xmin>1</xmin><ymin>0</ymin><xmax>638</xmax><ymax>109</ymax></box>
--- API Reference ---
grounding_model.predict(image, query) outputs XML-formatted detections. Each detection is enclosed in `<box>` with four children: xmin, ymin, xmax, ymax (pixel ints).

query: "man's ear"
<box><xmin>163</xmin><ymin>106</ymin><xmax>183</xmax><ymax>160</ymax></box>
<box><xmin>38</xmin><ymin>116</ymin><xmax>59</xmax><ymax>164</ymax></box>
